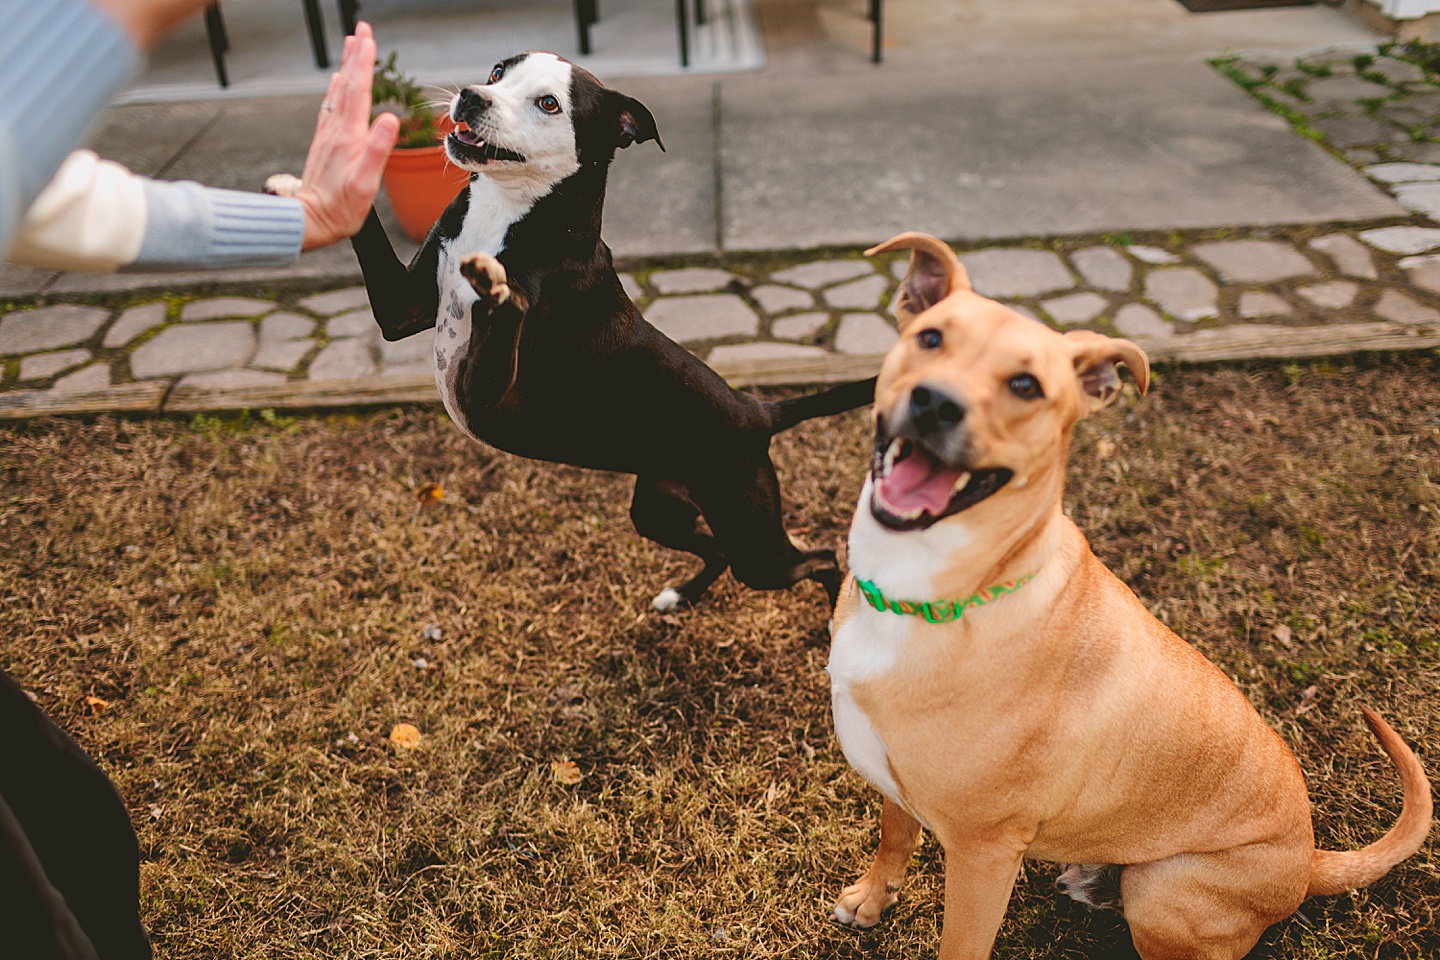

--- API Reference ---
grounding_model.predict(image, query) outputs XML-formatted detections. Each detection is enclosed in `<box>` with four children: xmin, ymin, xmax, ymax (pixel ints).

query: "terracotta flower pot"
<box><xmin>381</xmin><ymin>116</ymin><xmax>471</xmax><ymax>243</ymax></box>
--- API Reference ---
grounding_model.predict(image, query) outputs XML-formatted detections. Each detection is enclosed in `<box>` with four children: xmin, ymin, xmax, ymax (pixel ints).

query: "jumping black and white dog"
<box><xmin>304</xmin><ymin>53</ymin><xmax>875</xmax><ymax>608</ymax></box>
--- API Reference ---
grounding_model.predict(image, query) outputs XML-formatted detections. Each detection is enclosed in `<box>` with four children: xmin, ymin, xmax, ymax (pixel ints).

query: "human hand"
<box><xmin>88</xmin><ymin>0</ymin><xmax>211</xmax><ymax>50</ymax></box>
<box><xmin>294</xmin><ymin>22</ymin><xmax>400</xmax><ymax>251</ymax></box>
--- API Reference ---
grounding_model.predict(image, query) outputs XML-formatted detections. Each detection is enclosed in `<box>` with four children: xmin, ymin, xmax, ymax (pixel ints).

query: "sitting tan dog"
<box><xmin>827</xmin><ymin>232</ymin><xmax>1432</xmax><ymax>960</ymax></box>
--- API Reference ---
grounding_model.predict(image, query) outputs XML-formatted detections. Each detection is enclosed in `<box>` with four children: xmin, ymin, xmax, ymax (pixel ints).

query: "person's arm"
<box><xmin>8</xmin><ymin>150</ymin><xmax>306</xmax><ymax>272</ymax></box>
<box><xmin>0</xmin><ymin>0</ymin><xmax>141</xmax><ymax>257</ymax></box>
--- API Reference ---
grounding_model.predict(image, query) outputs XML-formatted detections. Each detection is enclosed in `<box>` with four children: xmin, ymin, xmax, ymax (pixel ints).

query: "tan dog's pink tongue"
<box><xmin>877</xmin><ymin>454</ymin><xmax>960</xmax><ymax>515</ymax></box>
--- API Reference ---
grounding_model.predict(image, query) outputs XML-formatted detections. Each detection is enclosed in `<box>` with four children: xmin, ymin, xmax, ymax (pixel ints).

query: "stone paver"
<box><xmin>260</xmin><ymin>312</ymin><xmax>315</xmax><ymax>342</ymax></box>
<box><xmin>834</xmin><ymin>314</ymin><xmax>898</xmax><ymax>354</ymax></box>
<box><xmin>380</xmin><ymin>330</ymin><xmax>436</xmax><ymax>368</ymax></box>
<box><xmin>1393</xmin><ymin>182</ymin><xmax>1440</xmax><ymax>220</ymax></box>
<box><xmin>1363</xmin><ymin>162</ymin><xmax>1440</xmax><ymax>184</ymax></box>
<box><xmin>751</xmin><ymin>285</ymin><xmax>813</xmax><ymax>314</ymax></box>
<box><xmin>823</xmin><ymin>275</ymin><xmax>889</xmax><ymax>310</ymax></box>
<box><xmin>181</xmin><ymin>297</ymin><xmax>275</xmax><ymax>321</ymax></box>
<box><xmin>1113</xmin><ymin>304</ymin><xmax>1172</xmax><ymax>339</ymax></box>
<box><xmin>619</xmin><ymin>274</ymin><xmax>641</xmax><ymax>303</ymax></box>
<box><xmin>298</xmin><ymin>287</ymin><xmax>370</xmax><ymax>316</ymax></box>
<box><xmin>327</xmin><ymin>309</ymin><xmax>377</xmax><ymax>340</ymax></box>
<box><xmin>707</xmin><ymin>342</ymin><xmax>828</xmax><ymax>365</ymax></box>
<box><xmin>103</xmin><ymin>303</ymin><xmax>167</xmax><ymax>348</ymax></box>
<box><xmin>959</xmin><ymin>249</ymin><xmax>1073</xmax><ymax>299</ymax></box>
<box><xmin>771</xmin><ymin>313</ymin><xmax>828</xmax><ymax>340</ymax></box>
<box><xmin>251</xmin><ymin>340</ymin><xmax>313</xmax><ymax>372</ymax></box>
<box><xmin>1374</xmin><ymin>289</ymin><xmax>1440</xmax><ymax>326</ymax></box>
<box><xmin>1190</xmin><ymin>240</ymin><xmax>1316</xmax><ymax>284</ymax></box>
<box><xmin>308</xmin><ymin>339</ymin><xmax>377</xmax><ymax>380</ymax></box>
<box><xmin>0</xmin><ymin>305</ymin><xmax>108</xmax><ymax>355</ymax></box>
<box><xmin>1399</xmin><ymin>253</ymin><xmax>1440</xmax><ymax>295</ymax></box>
<box><xmin>1358</xmin><ymin>226</ymin><xmax>1440</xmax><ymax>255</ymax></box>
<box><xmin>20</xmin><ymin>349</ymin><xmax>91</xmax><ymax>381</ymax></box>
<box><xmin>1308</xmin><ymin>234</ymin><xmax>1377</xmax><ymax>280</ymax></box>
<box><xmin>53</xmin><ymin>364</ymin><xmax>110</xmax><ymax>393</ymax></box>
<box><xmin>1296</xmin><ymin>281</ymin><xmax>1359</xmax><ymax>310</ymax></box>
<box><xmin>1070</xmin><ymin>247</ymin><xmax>1132</xmax><ymax>292</ymax></box>
<box><xmin>650</xmin><ymin>267</ymin><xmax>739</xmax><ymax>294</ymax></box>
<box><xmin>773</xmin><ymin>260</ymin><xmax>872</xmax><ymax>287</ymax></box>
<box><xmin>1238</xmin><ymin>291</ymin><xmax>1291</xmax><ymax>318</ymax></box>
<box><xmin>131</xmin><ymin>322</ymin><xmax>255</xmax><ymax>378</ymax></box>
<box><xmin>1144</xmin><ymin>268</ymin><xmax>1218</xmax><ymax>322</ymax></box>
<box><xmin>1125</xmin><ymin>245</ymin><xmax>1180</xmax><ymax>265</ymax></box>
<box><xmin>1042</xmin><ymin>292</ymin><xmax>1108</xmax><ymax>327</ymax></box>
<box><xmin>646</xmin><ymin>295</ymin><xmax>759</xmax><ymax>343</ymax></box>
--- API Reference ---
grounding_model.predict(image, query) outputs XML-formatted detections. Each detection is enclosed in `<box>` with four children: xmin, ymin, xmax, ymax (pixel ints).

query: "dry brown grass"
<box><xmin>0</xmin><ymin>356</ymin><xmax>1436</xmax><ymax>959</ymax></box>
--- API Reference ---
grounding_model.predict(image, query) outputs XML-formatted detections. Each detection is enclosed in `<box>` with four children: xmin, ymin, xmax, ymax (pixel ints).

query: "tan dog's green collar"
<box><xmin>855</xmin><ymin>573</ymin><xmax>1036</xmax><ymax>623</ymax></box>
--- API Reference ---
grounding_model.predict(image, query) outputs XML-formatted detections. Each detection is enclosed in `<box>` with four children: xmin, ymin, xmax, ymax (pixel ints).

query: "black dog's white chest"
<box><xmin>431</xmin><ymin>183</ymin><xmax>534</xmax><ymax>439</ymax></box>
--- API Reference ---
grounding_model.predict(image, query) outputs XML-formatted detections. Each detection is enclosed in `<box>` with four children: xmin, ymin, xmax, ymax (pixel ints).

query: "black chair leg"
<box><xmin>204</xmin><ymin>3</ymin><xmax>229</xmax><ymax>88</ymax></box>
<box><xmin>303</xmin><ymin>0</ymin><xmax>330</xmax><ymax>68</ymax></box>
<box><xmin>869</xmin><ymin>0</ymin><xmax>882</xmax><ymax>63</ymax></box>
<box><xmin>675</xmin><ymin>0</ymin><xmax>689</xmax><ymax>67</ymax></box>
<box><xmin>338</xmin><ymin>0</ymin><xmax>360</xmax><ymax>34</ymax></box>
<box><xmin>574</xmin><ymin>0</ymin><xmax>597</xmax><ymax>55</ymax></box>
<box><xmin>695</xmin><ymin>0</ymin><xmax>706</xmax><ymax>26</ymax></box>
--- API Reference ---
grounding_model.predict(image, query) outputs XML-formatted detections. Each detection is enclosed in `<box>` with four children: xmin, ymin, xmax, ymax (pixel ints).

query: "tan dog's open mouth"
<box><xmin>870</xmin><ymin>431</ymin><xmax>1011</xmax><ymax>531</ymax></box>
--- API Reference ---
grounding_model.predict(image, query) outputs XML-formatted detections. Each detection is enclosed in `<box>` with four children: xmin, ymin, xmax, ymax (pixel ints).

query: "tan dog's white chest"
<box><xmin>828</xmin><ymin>609</ymin><xmax>910</xmax><ymax>808</ymax></box>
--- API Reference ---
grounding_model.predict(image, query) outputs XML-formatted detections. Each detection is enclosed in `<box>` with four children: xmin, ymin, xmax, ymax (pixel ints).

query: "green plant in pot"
<box><xmin>373</xmin><ymin>52</ymin><xmax>469</xmax><ymax>242</ymax></box>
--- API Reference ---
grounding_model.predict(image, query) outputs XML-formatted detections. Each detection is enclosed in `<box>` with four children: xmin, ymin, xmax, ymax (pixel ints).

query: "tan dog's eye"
<box><xmin>489</xmin><ymin>64</ymin><xmax>505</xmax><ymax>83</ymax></box>
<box><xmin>1009</xmin><ymin>374</ymin><xmax>1043</xmax><ymax>400</ymax></box>
<box><xmin>538</xmin><ymin>94</ymin><xmax>561</xmax><ymax>114</ymax></box>
<box><xmin>916</xmin><ymin>328</ymin><xmax>942</xmax><ymax>350</ymax></box>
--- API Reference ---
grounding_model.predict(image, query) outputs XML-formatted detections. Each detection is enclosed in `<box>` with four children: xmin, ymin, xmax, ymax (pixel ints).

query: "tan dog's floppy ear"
<box><xmin>1065</xmin><ymin>330</ymin><xmax>1150</xmax><ymax>413</ymax></box>
<box><xmin>866</xmin><ymin>232</ymin><xmax>971</xmax><ymax>326</ymax></box>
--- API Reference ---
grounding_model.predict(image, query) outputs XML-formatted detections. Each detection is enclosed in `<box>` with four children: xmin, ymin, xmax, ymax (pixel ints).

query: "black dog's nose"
<box><xmin>909</xmin><ymin>384</ymin><xmax>964</xmax><ymax>435</ymax></box>
<box><xmin>456</xmin><ymin>87</ymin><xmax>491</xmax><ymax>117</ymax></box>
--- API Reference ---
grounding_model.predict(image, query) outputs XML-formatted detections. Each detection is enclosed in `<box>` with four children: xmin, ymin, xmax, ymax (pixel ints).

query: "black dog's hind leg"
<box><xmin>349</xmin><ymin>208</ymin><xmax>445</xmax><ymax>341</ymax></box>
<box><xmin>630</xmin><ymin>477</ymin><xmax>730</xmax><ymax>611</ymax></box>
<box><xmin>456</xmin><ymin>254</ymin><xmax>532</xmax><ymax>410</ymax></box>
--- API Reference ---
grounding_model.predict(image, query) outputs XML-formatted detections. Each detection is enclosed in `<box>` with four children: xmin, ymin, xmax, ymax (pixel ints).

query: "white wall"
<box><xmin>1366</xmin><ymin>0</ymin><xmax>1440</xmax><ymax>19</ymax></box>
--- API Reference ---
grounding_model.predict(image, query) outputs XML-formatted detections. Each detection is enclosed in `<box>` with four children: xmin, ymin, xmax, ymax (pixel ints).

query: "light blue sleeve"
<box><xmin>0</xmin><ymin>0</ymin><xmax>140</xmax><ymax>258</ymax></box>
<box><xmin>132</xmin><ymin>180</ymin><xmax>306</xmax><ymax>270</ymax></box>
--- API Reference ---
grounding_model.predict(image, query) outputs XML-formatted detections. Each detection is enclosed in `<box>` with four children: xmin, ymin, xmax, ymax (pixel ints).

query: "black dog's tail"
<box><xmin>765</xmin><ymin>377</ymin><xmax>876</xmax><ymax>435</ymax></box>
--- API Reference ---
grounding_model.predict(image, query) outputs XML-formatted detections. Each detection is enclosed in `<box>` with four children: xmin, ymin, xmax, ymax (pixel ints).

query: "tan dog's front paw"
<box><xmin>832</xmin><ymin>874</ymin><xmax>902</xmax><ymax>929</ymax></box>
<box><xmin>264</xmin><ymin>173</ymin><xmax>303</xmax><ymax>197</ymax></box>
<box><xmin>459</xmin><ymin>253</ymin><xmax>511</xmax><ymax>306</ymax></box>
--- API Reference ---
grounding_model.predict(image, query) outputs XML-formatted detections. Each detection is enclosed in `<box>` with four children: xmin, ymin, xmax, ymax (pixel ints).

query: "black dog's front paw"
<box><xmin>459</xmin><ymin>253</ymin><xmax>511</xmax><ymax>308</ymax></box>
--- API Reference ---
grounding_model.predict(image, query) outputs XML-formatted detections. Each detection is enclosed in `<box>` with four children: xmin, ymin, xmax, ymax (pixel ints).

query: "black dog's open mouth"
<box><xmin>447</xmin><ymin>127</ymin><xmax>526</xmax><ymax>164</ymax></box>
<box><xmin>870</xmin><ymin>433</ymin><xmax>1012</xmax><ymax>531</ymax></box>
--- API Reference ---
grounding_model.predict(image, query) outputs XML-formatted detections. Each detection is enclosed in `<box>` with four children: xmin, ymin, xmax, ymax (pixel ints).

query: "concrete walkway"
<box><xmin>8</xmin><ymin>0</ymin><xmax>1440</xmax><ymax>420</ymax></box>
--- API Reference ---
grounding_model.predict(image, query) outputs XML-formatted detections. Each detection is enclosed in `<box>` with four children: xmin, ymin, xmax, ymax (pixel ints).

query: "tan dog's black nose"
<box><xmin>908</xmin><ymin>384</ymin><xmax>964</xmax><ymax>436</ymax></box>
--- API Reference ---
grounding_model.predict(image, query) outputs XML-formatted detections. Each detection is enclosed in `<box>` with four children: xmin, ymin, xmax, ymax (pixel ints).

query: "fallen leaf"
<box><xmin>551</xmin><ymin>759</ymin><xmax>584</xmax><ymax>784</ymax></box>
<box><xmin>416</xmin><ymin>482</ymin><xmax>444</xmax><ymax>506</ymax></box>
<box><xmin>83</xmin><ymin>695</ymin><xmax>110</xmax><ymax>714</ymax></box>
<box><xmin>388</xmin><ymin>723</ymin><xmax>423</xmax><ymax>749</ymax></box>
<box><xmin>1095</xmin><ymin>438</ymin><xmax>1117</xmax><ymax>459</ymax></box>
<box><xmin>1272</xmin><ymin>624</ymin><xmax>1294</xmax><ymax>649</ymax></box>
<box><xmin>1297</xmin><ymin>685</ymin><xmax>1319</xmax><ymax>714</ymax></box>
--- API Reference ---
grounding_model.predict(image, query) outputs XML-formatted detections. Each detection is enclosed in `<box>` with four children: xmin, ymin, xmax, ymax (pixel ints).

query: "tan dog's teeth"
<box><xmin>883</xmin><ymin>439</ymin><xmax>903</xmax><ymax>475</ymax></box>
<box><xmin>951</xmin><ymin>472</ymin><xmax>972</xmax><ymax>494</ymax></box>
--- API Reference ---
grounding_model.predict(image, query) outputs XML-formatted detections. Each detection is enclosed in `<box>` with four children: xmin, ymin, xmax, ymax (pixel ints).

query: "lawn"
<box><xmin>0</xmin><ymin>356</ymin><xmax>1435</xmax><ymax>959</ymax></box>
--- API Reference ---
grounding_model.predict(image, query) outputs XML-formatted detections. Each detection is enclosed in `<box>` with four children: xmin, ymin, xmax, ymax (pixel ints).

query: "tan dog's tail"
<box><xmin>1307</xmin><ymin>706</ymin><xmax>1432</xmax><ymax>897</ymax></box>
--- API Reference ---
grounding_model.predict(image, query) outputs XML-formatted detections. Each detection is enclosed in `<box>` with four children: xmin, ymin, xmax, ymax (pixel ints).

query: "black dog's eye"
<box><xmin>916</xmin><ymin>328</ymin><xmax>942</xmax><ymax>350</ymax></box>
<box><xmin>538</xmin><ymin>94</ymin><xmax>561</xmax><ymax>114</ymax></box>
<box><xmin>1009</xmin><ymin>373</ymin><xmax>1044</xmax><ymax>400</ymax></box>
<box><xmin>489</xmin><ymin>64</ymin><xmax>504</xmax><ymax>83</ymax></box>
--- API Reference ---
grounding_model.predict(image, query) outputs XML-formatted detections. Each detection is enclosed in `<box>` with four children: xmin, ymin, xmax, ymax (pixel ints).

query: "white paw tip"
<box><xmin>264</xmin><ymin>173</ymin><xmax>302</xmax><ymax>197</ymax></box>
<box><xmin>651</xmin><ymin>588</ymin><xmax>682</xmax><ymax>613</ymax></box>
<box><xmin>832</xmin><ymin>906</ymin><xmax>854</xmax><ymax>925</ymax></box>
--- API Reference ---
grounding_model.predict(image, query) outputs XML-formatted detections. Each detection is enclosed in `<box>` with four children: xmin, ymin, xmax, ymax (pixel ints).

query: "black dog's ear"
<box><xmin>614</xmin><ymin>94</ymin><xmax>664</xmax><ymax>151</ymax></box>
